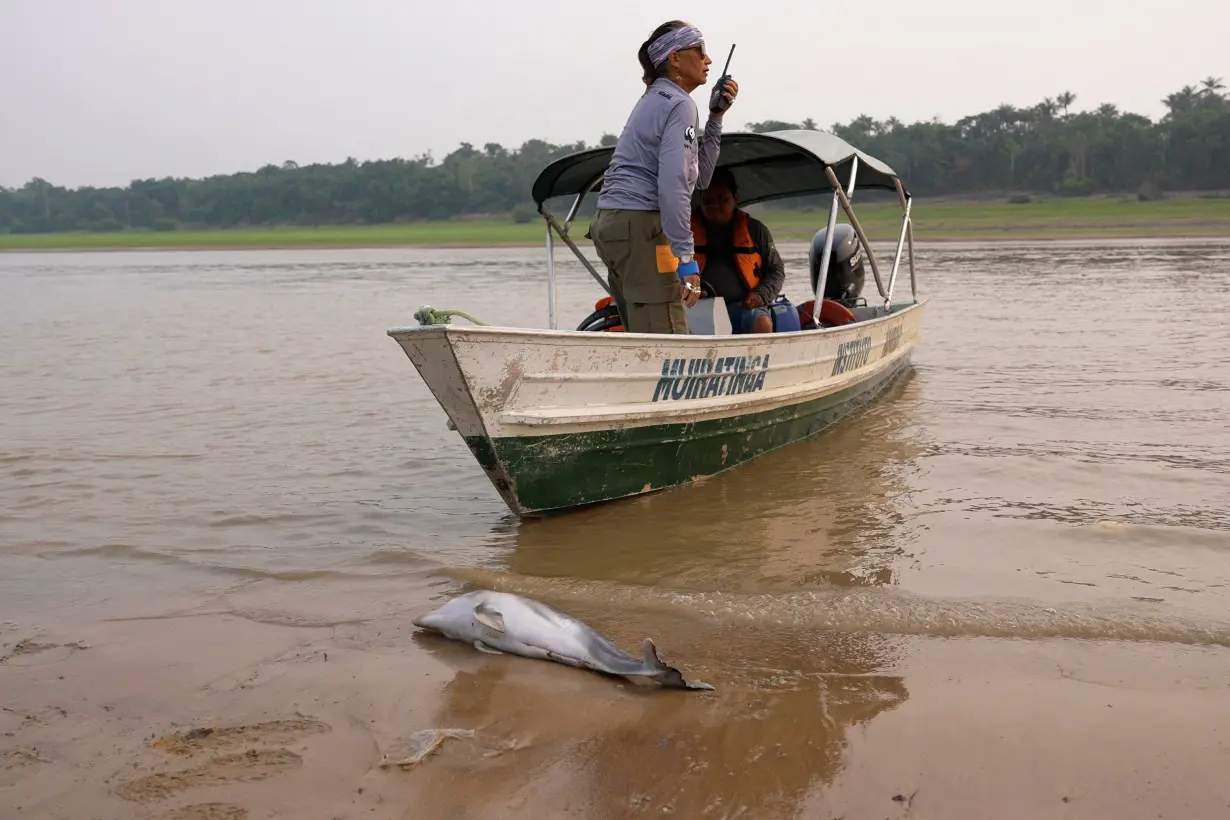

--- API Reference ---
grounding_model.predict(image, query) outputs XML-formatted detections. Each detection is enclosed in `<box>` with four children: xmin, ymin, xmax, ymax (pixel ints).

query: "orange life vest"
<box><xmin>692</xmin><ymin>209</ymin><xmax>762</xmax><ymax>291</ymax></box>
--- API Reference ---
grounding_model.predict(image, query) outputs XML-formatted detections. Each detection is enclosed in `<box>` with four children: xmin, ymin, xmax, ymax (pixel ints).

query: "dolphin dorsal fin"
<box><xmin>474</xmin><ymin>602</ymin><xmax>506</xmax><ymax>633</ymax></box>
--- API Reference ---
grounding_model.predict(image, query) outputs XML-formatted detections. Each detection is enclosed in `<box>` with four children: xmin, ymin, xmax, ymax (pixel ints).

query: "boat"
<box><xmin>387</xmin><ymin>128</ymin><xmax>926</xmax><ymax>517</ymax></box>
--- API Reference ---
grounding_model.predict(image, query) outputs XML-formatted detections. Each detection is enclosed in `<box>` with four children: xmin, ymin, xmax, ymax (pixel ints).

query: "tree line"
<box><xmin>1</xmin><ymin>78</ymin><xmax>1226</xmax><ymax>234</ymax></box>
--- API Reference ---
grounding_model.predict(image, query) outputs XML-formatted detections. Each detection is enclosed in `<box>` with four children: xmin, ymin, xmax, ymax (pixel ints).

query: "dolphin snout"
<box><xmin>412</xmin><ymin>614</ymin><xmax>436</xmax><ymax>629</ymax></box>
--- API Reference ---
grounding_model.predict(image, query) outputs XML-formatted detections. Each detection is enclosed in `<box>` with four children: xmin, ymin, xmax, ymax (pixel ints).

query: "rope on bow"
<box><xmin>413</xmin><ymin>305</ymin><xmax>489</xmax><ymax>327</ymax></box>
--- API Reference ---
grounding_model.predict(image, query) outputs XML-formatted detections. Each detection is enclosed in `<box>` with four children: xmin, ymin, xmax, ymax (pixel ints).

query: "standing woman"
<box><xmin>589</xmin><ymin>21</ymin><xmax>738</xmax><ymax>334</ymax></box>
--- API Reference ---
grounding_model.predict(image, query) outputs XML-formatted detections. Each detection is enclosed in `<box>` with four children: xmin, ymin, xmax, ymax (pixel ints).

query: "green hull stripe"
<box><xmin>465</xmin><ymin>355</ymin><xmax>912</xmax><ymax>515</ymax></box>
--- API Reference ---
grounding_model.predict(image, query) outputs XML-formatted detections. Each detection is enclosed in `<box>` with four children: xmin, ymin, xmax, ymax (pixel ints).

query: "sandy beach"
<box><xmin>4</xmin><ymin>574</ymin><xmax>1230</xmax><ymax>820</ymax></box>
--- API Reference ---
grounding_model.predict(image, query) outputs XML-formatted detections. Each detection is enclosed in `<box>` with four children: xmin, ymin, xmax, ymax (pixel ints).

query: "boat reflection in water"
<box><xmin>495</xmin><ymin>366</ymin><xmax>926</xmax><ymax>595</ymax></box>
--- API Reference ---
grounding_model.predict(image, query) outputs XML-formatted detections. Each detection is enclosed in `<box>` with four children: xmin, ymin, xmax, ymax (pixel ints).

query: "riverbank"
<box><xmin>2</xmin><ymin>192</ymin><xmax>1229</xmax><ymax>251</ymax></box>
<box><xmin>5</xmin><ymin>573</ymin><xmax>1230</xmax><ymax>820</ymax></box>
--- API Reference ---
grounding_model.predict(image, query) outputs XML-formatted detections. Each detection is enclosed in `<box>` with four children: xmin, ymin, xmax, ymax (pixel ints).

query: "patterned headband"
<box><xmin>647</xmin><ymin>25</ymin><xmax>705</xmax><ymax>68</ymax></box>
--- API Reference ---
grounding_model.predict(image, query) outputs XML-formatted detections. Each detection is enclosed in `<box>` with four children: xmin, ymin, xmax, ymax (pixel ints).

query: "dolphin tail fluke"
<box><xmin>641</xmin><ymin>638</ymin><xmax>715</xmax><ymax>691</ymax></box>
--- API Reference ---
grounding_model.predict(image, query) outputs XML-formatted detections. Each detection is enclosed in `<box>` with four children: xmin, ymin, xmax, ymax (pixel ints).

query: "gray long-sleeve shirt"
<box><xmin>597</xmin><ymin>77</ymin><xmax>723</xmax><ymax>260</ymax></box>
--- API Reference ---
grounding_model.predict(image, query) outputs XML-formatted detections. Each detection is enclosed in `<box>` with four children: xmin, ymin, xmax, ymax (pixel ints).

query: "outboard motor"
<box><xmin>808</xmin><ymin>223</ymin><xmax>865</xmax><ymax>305</ymax></box>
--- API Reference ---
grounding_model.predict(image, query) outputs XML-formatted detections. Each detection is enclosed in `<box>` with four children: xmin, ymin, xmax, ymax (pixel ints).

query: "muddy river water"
<box><xmin>2</xmin><ymin>238</ymin><xmax>1229</xmax><ymax>819</ymax></box>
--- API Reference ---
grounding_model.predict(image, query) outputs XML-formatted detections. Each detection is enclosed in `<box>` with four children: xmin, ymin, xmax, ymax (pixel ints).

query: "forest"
<box><xmin>1</xmin><ymin>79</ymin><xmax>1226</xmax><ymax>234</ymax></box>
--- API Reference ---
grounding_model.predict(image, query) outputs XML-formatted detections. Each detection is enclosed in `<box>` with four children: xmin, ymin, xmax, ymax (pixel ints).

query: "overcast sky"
<box><xmin>2</xmin><ymin>0</ymin><xmax>1225</xmax><ymax>189</ymax></box>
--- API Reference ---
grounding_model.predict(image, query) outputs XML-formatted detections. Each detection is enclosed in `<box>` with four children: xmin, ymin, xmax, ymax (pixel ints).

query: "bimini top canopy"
<box><xmin>531</xmin><ymin>128</ymin><xmax>908</xmax><ymax>210</ymax></box>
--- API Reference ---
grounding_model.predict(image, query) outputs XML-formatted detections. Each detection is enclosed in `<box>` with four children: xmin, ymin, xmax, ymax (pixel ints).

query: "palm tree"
<box><xmin>1057</xmin><ymin>91</ymin><xmax>1076</xmax><ymax>118</ymax></box>
<box><xmin>992</xmin><ymin>104</ymin><xmax>1017</xmax><ymax>131</ymax></box>
<box><xmin>1164</xmin><ymin>85</ymin><xmax>1199</xmax><ymax>115</ymax></box>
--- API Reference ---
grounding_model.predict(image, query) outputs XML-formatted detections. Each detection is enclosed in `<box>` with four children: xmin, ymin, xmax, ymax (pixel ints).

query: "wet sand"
<box><xmin>4</xmin><ymin>576</ymin><xmax>1230</xmax><ymax>820</ymax></box>
<box><xmin>3</xmin><ymin>240</ymin><xmax>1230</xmax><ymax>818</ymax></box>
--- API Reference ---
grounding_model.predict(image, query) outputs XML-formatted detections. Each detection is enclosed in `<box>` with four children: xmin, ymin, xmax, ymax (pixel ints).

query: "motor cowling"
<box><xmin>808</xmin><ymin>223</ymin><xmax>865</xmax><ymax>305</ymax></box>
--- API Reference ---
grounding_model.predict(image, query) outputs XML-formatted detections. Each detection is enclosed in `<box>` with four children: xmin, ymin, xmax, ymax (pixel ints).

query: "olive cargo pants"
<box><xmin>588</xmin><ymin>208</ymin><xmax>689</xmax><ymax>334</ymax></box>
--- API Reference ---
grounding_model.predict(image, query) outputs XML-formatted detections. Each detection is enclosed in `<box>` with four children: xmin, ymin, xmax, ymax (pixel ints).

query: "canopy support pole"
<box><xmin>541</xmin><ymin>209</ymin><xmax>613</xmax><ymax>299</ymax></box>
<box><xmin>545</xmin><ymin>222</ymin><xmax>557</xmax><ymax>329</ymax></box>
<box><xmin>811</xmin><ymin>158</ymin><xmax>859</xmax><ymax>327</ymax></box>
<box><xmin>824</xmin><ymin>165</ymin><xmax>888</xmax><ymax>302</ymax></box>
<box><xmin>894</xmin><ymin>178</ymin><xmax>918</xmax><ymax>303</ymax></box>
<box><xmin>907</xmin><ymin>219</ymin><xmax>918</xmax><ymax>302</ymax></box>
<box><xmin>884</xmin><ymin>196</ymin><xmax>912</xmax><ymax>312</ymax></box>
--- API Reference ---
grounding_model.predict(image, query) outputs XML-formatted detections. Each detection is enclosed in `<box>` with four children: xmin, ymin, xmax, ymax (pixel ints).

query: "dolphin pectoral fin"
<box><xmin>473</xmin><ymin>603</ymin><xmax>506</xmax><ymax>633</ymax></box>
<box><xmin>544</xmin><ymin>650</ymin><xmax>587</xmax><ymax>670</ymax></box>
<box><xmin>473</xmin><ymin>640</ymin><xmax>504</xmax><ymax>655</ymax></box>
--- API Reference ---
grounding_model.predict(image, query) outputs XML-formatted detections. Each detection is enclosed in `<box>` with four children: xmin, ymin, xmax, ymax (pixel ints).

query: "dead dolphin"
<box><xmin>412</xmin><ymin>589</ymin><xmax>714</xmax><ymax>691</ymax></box>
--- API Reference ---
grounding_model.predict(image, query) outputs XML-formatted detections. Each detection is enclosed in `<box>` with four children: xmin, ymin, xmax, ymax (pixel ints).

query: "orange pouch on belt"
<box><xmin>655</xmin><ymin>245</ymin><xmax>679</xmax><ymax>274</ymax></box>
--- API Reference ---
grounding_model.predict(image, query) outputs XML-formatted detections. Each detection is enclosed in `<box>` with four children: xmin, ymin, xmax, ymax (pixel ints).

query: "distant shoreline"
<box><xmin>5</xmin><ymin>232</ymin><xmax>1230</xmax><ymax>255</ymax></box>
<box><xmin>3</xmin><ymin>193</ymin><xmax>1228</xmax><ymax>253</ymax></box>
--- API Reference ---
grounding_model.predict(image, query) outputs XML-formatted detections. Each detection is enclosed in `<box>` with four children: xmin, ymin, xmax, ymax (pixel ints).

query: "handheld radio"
<box><xmin>709</xmin><ymin>44</ymin><xmax>736</xmax><ymax>114</ymax></box>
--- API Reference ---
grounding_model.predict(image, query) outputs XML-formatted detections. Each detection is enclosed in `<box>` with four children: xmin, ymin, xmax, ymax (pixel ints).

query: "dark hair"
<box><xmin>637</xmin><ymin>20</ymin><xmax>688</xmax><ymax>88</ymax></box>
<box><xmin>708</xmin><ymin>166</ymin><xmax>739</xmax><ymax>197</ymax></box>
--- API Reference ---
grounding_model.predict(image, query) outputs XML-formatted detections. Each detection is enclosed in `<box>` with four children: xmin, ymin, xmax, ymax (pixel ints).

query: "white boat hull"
<box><xmin>388</xmin><ymin>299</ymin><xmax>926</xmax><ymax>516</ymax></box>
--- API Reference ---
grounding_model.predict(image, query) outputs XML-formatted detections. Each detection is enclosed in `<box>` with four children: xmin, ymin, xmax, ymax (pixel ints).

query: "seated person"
<box><xmin>692</xmin><ymin>167</ymin><xmax>786</xmax><ymax>333</ymax></box>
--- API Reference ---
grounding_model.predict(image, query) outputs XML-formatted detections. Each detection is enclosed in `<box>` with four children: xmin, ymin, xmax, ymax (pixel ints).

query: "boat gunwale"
<box><xmin>387</xmin><ymin>296</ymin><xmax>928</xmax><ymax>343</ymax></box>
